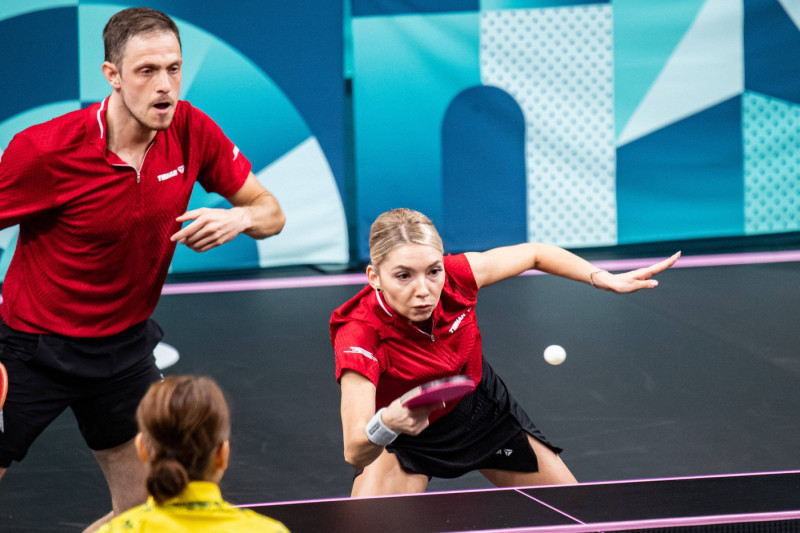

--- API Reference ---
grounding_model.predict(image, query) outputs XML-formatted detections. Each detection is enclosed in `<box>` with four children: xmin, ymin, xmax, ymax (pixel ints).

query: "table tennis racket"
<box><xmin>399</xmin><ymin>375</ymin><xmax>476</xmax><ymax>409</ymax></box>
<box><xmin>0</xmin><ymin>361</ymin><xmax>8</xmax><ymax>411</ymax></box>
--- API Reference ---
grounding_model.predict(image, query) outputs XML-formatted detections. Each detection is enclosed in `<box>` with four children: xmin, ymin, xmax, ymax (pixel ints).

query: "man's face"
<box><xmin>114</xmin><ymin>31</ymin><xmax>182</xmax><ymax>132</ymax></box>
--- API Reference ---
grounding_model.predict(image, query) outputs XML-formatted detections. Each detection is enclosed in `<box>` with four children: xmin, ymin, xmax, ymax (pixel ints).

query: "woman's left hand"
<box><xmin>592</xmin><ymin>251</ymin><xmax>681</xmax><ymax>294</ymax></box>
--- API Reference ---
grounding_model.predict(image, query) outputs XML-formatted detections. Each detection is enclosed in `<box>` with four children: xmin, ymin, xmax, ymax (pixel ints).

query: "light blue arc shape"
<box><xmin>0</xmin><ymin>0</ymin><xmax>75</xmax><ymax>22</ymax></box>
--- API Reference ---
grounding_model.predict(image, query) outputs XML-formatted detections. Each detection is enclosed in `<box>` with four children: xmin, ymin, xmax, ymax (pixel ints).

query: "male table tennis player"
<box><xmin>331</xmin><ymin>208</ymin><xmax>678</xmax><ymax>496</ymax></box>
<box><xmin>0</xmin><ymin>7</ymin><xmax>284</xmax><ymax>530</ymax></box>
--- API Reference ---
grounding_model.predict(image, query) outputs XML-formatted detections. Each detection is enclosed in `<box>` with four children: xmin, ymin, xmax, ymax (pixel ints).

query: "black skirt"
<box><xmin>386</xmin><ymin>360</ymin><xmax>562</xmax><ymax>479</ymax></box>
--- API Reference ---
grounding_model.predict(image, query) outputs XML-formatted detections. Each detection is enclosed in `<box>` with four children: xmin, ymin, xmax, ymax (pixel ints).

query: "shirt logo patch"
<box><xmin>157</xmin><ymin>165</ymin><xmax>185</xmax><ymax>182</ymax></box>
<box><xmin>344</xmin><ymin>346</ymin><xmax>378</xmax><ymax>363</ymax></box>
<box><xmin>449</xmin><ymin>309</ymin><xmax>470</xmax><ymax>334</ymax></box>
<box><xmin>233</xmin><ymin>145</ymin><xmax>240</xmax><ymax>160</ymax></box>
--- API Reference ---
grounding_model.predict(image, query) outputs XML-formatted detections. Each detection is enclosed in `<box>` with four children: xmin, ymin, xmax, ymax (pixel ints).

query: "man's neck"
<box><xmin>105</xmin><ymin>94</ymin><xmax>158</xmax><ymax>170</ymax></box>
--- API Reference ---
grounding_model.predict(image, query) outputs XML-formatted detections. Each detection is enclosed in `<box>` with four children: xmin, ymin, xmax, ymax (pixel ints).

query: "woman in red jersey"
<box><xmin>330</xmin><ymin>208</ymin><xmax>679</xmax><ymax>496</ymax></box>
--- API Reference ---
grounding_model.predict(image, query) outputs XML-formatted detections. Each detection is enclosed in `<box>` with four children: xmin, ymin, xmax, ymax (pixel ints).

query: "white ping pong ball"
<box><xmin>543</xmin><ymin>345</ymin><xmax>566</xmax><ymax>365</ymax></box>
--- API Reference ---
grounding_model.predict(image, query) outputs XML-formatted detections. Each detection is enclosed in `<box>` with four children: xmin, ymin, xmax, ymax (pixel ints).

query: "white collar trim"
<box><xmin>96</xmin><ymin>98</ymin><xmax>106</xmax><ymax>139</ymax></box>
<box><xmin>375</xmin><ymin>290</ymin><xmax>392</xmax><ymax>317</ymax></box>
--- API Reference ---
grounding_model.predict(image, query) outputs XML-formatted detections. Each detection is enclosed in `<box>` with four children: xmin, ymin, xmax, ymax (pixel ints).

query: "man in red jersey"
<box><xmin>0</xmin><ymin>7</ymin><xmax>285</xmax><ymax>529</ymax></box>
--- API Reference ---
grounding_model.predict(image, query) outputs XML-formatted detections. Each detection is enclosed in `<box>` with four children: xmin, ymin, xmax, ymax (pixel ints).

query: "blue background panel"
<box><xmin>442</xmin><ymin>86</ymin><xmax>527</xmax><ymax>252</ymax></box>
<box><xmin>617</xmin><ymin>97</ymin><xmax>744</xmax><ymax>244</ymax></box>
<box><xmin>0</xmin><ymin>7</ymin><xmax>78</xmax><ymax>122</ymax></box>
<box><xmin>352</xmin><ymin>0</ymin><xmax>479</xmax><ymax>17</ymax></box>
<box><xmin>744</xmin><ymin>0</ymin><xmax>800</xmax><ymax>105</ymax></box>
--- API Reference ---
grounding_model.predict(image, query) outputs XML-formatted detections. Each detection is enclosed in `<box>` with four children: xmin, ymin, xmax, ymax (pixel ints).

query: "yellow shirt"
<box><xmin>97</xmin><ymin>481</ymin><xmax>290</xmax><ymax>532</ymax></box>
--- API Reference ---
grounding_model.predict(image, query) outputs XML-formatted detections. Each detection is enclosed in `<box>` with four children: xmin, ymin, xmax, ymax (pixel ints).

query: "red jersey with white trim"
<box><xmin>0</xmin><ymin>98</ymin><xmax>251</xmax><ymax>337</ymax></box>
<box><xmin>330</xmin><ymin>254</ymin><xmax>483</xmax><ymax>421</ymax></box>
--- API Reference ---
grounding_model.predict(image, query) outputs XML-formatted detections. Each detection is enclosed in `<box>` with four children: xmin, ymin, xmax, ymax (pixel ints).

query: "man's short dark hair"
<box><xmin>103</xmin><ymin>7</ymin><xmax>181</xmax><ymax>67</ymax></box>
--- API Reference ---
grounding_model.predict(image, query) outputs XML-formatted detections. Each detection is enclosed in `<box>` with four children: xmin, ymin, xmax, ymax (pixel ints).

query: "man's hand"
<box><xmin>170</xmin><ymin>172</ymin><xmax>285</xmax><ymax>252</ymax></box>
<box><xmin>170</xmin><ymin>207</ymin><xmax>248</xmax><ymax>252</ymax></box>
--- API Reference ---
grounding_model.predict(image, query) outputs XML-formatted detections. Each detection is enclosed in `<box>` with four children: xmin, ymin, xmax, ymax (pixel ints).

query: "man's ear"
<box><xmin>102</xmin><ymin>61</ymin><xmax>121</xmax><ymax>90</ymax></box>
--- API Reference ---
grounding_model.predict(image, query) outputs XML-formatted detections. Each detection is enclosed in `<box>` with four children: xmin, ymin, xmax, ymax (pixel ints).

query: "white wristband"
<box><xmin>365</xmin><ymin>408</ymin><xmax>398</xmax><ymax>446</ymax></box>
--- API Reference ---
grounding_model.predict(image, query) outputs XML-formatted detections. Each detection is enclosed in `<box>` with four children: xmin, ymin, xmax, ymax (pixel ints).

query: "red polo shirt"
<box><xmin>330</xmin><ymin>254</ymin><xmax>483</xmax><ymax>421</ymax></box>
<box><xmin>0</xmin><ymin>98</ymin><xmax>251</xmax><ymax>337</ymax></box>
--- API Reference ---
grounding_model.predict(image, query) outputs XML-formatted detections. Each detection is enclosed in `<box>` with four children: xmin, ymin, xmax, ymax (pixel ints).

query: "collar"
<box><xmin>375</xmin><ymin>289</ymin><xmax>392</xmax><ymax>317</ymax></box>
<box><xmin>85</xmin><ymin>96</ymin><xmax>164</xmax><ymax>163</ymax></box>
<box><xmin>85</xmin><ymin>97</ymin><xmax>111</xmax><ymax>153</ymax></box>
<box><xmin>148</xmin><ymin>481</ymin><xmax>224</xmax><ymax>507</ymax></box>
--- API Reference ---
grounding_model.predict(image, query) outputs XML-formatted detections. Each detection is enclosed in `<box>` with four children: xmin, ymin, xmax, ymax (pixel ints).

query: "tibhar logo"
<box><xmin>495</xmin><ymin>448</ymin><xmax>513</xmax><ymax>457</ymax></box>
<box><xmin>449</xmin><ymin>309</ymin><xmax>471</xmax><ymax>334</ymax></box>
<box><xmin>157</xmin><ymin>165</ymin><xmax>185</xmax><ymax>182</ymax></box>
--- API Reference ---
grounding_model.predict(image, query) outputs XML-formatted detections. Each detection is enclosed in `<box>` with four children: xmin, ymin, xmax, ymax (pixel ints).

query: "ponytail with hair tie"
<box><xmin>136</xmin><ymin>375</ymin><xmax>231</xmax><ymax>504</ymax></box>
<box><xmin>147</xmin><ymin>454</ymin><xmax>190</xmax><ymax>503</ymax></box>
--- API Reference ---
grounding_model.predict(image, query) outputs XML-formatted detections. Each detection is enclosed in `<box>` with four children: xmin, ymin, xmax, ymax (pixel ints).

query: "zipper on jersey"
<box><xmin>111</xmin><ymin>138</ymin><xmax>156</xmax><ymax>183</ymax></box>
<box><xmin>137</xmin><ymin>141</ymin><xmax>155</xmax><ymax>182</ymax></box>
<box><xmin>411</xmin><ymin>323</ymin><xmax>435</xmax><ymax>342</ymax></box>
<box><xmin>111</xmin><ymin>164</ymin><xmax>141</xmax><ymax>184</ymax></box>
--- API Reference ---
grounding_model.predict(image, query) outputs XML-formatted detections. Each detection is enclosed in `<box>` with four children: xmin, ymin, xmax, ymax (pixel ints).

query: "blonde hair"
<box><xmin>369</xmin><ymin>208</ymin><xmax>444</xmax><ymax>267</ymax></box>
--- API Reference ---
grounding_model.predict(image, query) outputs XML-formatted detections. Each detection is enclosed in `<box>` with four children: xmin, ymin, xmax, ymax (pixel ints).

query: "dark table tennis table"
<box><xmin>247</xmin><ymin>470</ymin><xmax>800</xmax><ymax>532</ymax></box>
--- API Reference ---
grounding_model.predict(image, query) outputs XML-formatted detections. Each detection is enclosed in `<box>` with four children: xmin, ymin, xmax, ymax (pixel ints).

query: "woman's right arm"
<box><xmin>340</xmin><ymin>370</ymin><xmax>441</xmax><ymax>469</ymax></box>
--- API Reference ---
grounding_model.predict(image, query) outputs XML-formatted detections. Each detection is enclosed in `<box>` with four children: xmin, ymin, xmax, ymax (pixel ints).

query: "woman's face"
<box><xmin>368</xmin><ymin>243</ymin><xmax>445</xmax><ymax>323</ymax></box>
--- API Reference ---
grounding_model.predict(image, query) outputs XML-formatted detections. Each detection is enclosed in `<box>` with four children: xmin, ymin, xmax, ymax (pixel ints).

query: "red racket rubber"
<box><xmin>400</xmin><ymin>375</ymin><xmax>476</xmax><ymax>408</ymax></box>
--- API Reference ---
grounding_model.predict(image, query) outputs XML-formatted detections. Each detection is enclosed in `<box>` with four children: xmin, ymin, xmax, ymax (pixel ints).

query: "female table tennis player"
<box><xmin>98</xmin><ymin>375</ymin><xmax>289</xmax><ymax>532</ymax></box>
<box><xmin>330</xmin><ymin>208</ymin><xmax>679</xmax><ymax>496</ymax></box>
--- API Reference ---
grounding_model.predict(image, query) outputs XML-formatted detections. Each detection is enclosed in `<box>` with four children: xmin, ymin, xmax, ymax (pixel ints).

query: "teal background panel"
<box><xmin>616</xmin><ymin>97</ymin><xmax>744</xmax><ymax>244</ymax></box>
<box><xmin>352</xmin><ymin>12</ymin><xmax>481</xmax><ymax>260</ymax></box>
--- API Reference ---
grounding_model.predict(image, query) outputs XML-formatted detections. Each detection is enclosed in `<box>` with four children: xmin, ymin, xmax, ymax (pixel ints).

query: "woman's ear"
<box><xmin>134</xmin><ymin>433</ymin><xmax>148</xmax><ymax>464</ymax></box>
<box><xmin>366</xmin><ymin>265</ymin><xmax>380</xmax><ymax>291</ymax></box>
<box><xmin>213</xmin><ymin>440</ymin><xmax>230</xmax><ymax>471</ymax></box>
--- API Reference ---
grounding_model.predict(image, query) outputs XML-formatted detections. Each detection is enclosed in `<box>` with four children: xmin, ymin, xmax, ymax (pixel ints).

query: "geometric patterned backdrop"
<box><xmin>3</xmin><ymin>0</ymin><xmax>800</xmax><ymax>278</ymax></box>
<box><xmin>352</xmin><ymin>0</ymin><xmax>800</xmax><ymax>260</ymax></box>
<box><xmin>481</xmin><ymin>5</ymin><xmax>617</xmax><ymax>247</ymax></box>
